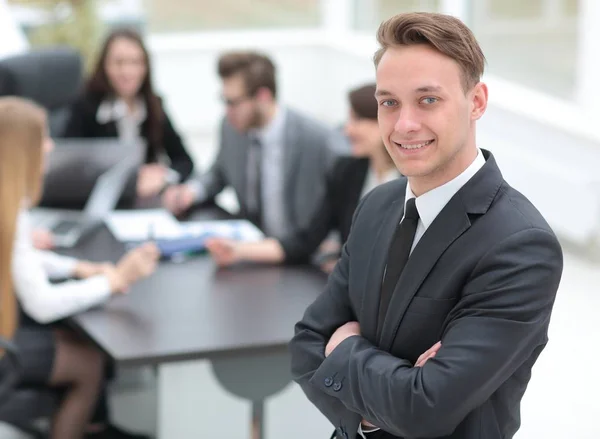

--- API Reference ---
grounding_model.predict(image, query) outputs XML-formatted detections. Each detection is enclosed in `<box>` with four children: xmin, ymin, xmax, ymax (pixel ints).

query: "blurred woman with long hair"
<box><xmin>65</xmin><ymin>28</ymin><xmax>194</xmax><ymax>199</ymax></box>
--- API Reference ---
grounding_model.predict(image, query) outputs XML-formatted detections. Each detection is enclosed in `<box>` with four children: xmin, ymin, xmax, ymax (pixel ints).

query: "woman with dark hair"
<box><xmin>64</xmin><ymin>28</ymin><xmax>194</xmax><ymax>199</ymax></box>
<box><xmin>205</xmin><ymin>83</ymin><xmax>400</xmax><ymax>271</ymax></box>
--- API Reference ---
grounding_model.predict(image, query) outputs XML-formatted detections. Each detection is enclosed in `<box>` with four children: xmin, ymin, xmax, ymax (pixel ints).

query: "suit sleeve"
<box><xmin>191</xmin><ymin>118</ymin><xmax>228</xmax><ymax>203</ymax></box>
<box><xmin>162</xmin><ymin>111</ymin><xmax>194</xmax><ymax>181</ymax></box>
<box><xmin>279</xmin><ymin>161</ymin><xmax>340</xmax><ymax>264</ymax></box>
<box><xmin>289</xmin><ymin>192</ymin><xmax>375</xmax><ymax>436</ymax></box>
<box><xmin>304</xmin><ymin>227</ymin><xmax>563</xmax><ymax>438</ymax></box>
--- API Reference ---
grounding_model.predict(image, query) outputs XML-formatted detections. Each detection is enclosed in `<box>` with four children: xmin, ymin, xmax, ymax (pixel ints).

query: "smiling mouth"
<box><xmin>394</xmin><ymin>139</ymin><xmax>435</xmax><ymax>150</ymax></box>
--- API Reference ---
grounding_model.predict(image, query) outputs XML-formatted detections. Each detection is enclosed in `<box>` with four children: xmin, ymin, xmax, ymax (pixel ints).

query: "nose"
<box><xmin>393</xmin><ymin>107</ymin><xmax>421</xmax><ymax>134</ymax></box>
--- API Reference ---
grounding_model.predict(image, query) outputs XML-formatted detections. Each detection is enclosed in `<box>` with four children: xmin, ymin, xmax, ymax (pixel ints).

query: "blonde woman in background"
<box><xmin>0</xmin><ymin>97</ymin><xmax>159</xmax><ymax>439</ymax></box>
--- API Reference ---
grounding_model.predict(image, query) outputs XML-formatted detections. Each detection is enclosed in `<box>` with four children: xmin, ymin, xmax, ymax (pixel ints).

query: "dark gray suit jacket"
<box><xmin>194</xmin><ymin>108</ymin><xmax>341</xmax><ymax>235</ymax></box>
<box><xmin>289</xmin><ymin>150</ymin><xmax>563</xmax><ymax>439</ymax></box>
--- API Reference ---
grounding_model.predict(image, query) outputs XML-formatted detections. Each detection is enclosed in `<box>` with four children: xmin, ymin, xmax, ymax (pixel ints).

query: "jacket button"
<box><xmin>324</xmin><ymin>377</ymin><xmax>333</xmax><ymax>387</ymax></box>
<box><xmin>333</xmin><ymin>381</ymin><xmax>342</xmax><ymax>391</ymax></box>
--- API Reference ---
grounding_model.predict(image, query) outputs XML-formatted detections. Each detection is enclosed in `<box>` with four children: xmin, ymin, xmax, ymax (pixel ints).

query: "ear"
<box><xmin>255</xmin><ymin>87</ymin><xmax>273</xmax><ymax>103</ymax></box>
<box><xmin>470</xmin><ymin>82</ymin><xmax>488</xmax><ymax>121</ymax></box>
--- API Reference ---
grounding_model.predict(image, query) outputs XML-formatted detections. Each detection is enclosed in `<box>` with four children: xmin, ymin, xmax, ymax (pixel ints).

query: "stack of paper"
<box><xmin>105</xmin><ymin>211</ymin><xmax>265</xmax><ymax>243</ymax></box>
<box><xmin>105</xmin><ymin>209</ymin><xmax>182</xmax><ymax>242</ymax></box>
<box><xmin>176</xmin><ymin>219</ymin><xmax>264</xmax><ymax>242</ymax></box>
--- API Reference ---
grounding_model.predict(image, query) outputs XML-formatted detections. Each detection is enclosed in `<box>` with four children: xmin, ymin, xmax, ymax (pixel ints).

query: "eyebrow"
<box><xmin>375</xmin><ymin>85</ymin><xmax>444</xmax><ymax>98</ymax></box>
<box><xmin>374</xmin><ymin>89</ymin><xmax>393</xmax><ymax>98</ymax></box>
<box><xmin>415</xmin><ymin>85</ymin><xmax>443</xmax><ymax>93</ymax></box>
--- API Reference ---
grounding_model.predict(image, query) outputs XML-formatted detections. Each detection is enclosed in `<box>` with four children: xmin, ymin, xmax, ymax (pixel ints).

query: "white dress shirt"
<box><xmin>358</xmin><ymin>148</ymin><xmax>486</xmax><ymax>438</ymax></box>
<box><xmin>97</xmin><ymin>97</ymin><xmax>147</xmax><ymax>144</ymax></box>
<box><xmin>97</xmin><ymin>97</ymin><xmax>180</xmax><ymax>184</ymax></box>
<box><xmin>188</xmin><ymin>108</ymin><xmax>290</xmax><ymax>238</ymax></box>
<box><xmin>12</xmin><ymin>210</ymin><xmax>111</xmax><ymax>324</ymax></box>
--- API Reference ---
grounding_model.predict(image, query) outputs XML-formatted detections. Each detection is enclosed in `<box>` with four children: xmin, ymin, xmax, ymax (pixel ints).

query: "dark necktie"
<box><xmin>376</xmin><ymin>198</ymin><xmax>420</xmax><ymax>341</ymax></box>
<box><xmin>247</xmin><ymin>136</ymin><xmax>263</xmax><ymax>229</ymax></box>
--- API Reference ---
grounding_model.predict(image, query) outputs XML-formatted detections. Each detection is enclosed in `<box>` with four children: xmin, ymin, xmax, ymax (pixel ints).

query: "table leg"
<box><xmin>211</xmin><ymin>349</ymin><xmax>291</xmax><ymax>439</ymax></box>
<box><xmin>252</xmin><ymin>399</ymin><xmax>264</xmax><ymax>439</ymax></box>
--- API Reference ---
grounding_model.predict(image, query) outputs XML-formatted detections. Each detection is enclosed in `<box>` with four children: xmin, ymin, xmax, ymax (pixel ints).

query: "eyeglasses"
<box><xmin>221</xmin><ymin>95</ymin><xmax>253</xmax><ymax>108</ymax></box>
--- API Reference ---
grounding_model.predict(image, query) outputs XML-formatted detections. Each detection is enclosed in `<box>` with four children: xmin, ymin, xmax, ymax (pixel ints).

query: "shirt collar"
<box><xmin>96</xmin><ymin>97</ymin><xmax>147</xmax><ymax>125</ymax></box>
<box><xmin>249</xmin><ymin>106</ymin><xmax>286</xmax><ymax>145</ymax></box>
<box><xmin>404</xmin><ymin>148</ymin><xmax>486</xmax><ymax>228</ymax></box>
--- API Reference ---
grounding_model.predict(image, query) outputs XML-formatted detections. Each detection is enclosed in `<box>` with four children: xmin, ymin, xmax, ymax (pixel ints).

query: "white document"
<box><xmin>105</xmin><ymin>209</ymin><xmax>182</xmax><ymax>242</ymax></box>
<box><xmin>177</xmin><ymin>219</ymin><xmax>264</xmax><ymax>242</ymax></box>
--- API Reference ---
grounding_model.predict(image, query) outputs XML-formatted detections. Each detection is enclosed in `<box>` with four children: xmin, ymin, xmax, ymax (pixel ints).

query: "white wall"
<box><xmin>0</xmin><ymin>0</ymin><xmax>28</xmax><ymax>59</ymax></box>
<box><xmin>149</xmin><ymin>31</ymin><xmax>600</xmax><ymax>252</ymax></box>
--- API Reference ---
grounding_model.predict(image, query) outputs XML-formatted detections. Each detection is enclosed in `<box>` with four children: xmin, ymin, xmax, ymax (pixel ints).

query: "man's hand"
<box><xmin>137</xmin><ymin>164</ymin><xmax>168</xmax><ymax>198</ymax></box>
<box><xmin>32</xmin><ymin>227</ymin><xmax>54</xmax><ymax>250</ymax></box>
<box><xmin>320</xmin><ymin>258</ymin><xmax>339</xmax><ymax>274</ymax></box>
<box><xmin>73</xmin><ymin>261</ymin><xmax>114</xmax><ymax>279</ymax></box>
<box><xmin>162</xmin><ymin>184</ymin><xmax>196</xmax><ymax>215</ymax></box>
<box><xmin>415</xmin><ymin>341</ymin><xmax>441</xmax><ymax>367</ymax></box>
<box><xmin>205</xmin><ymin>238</ymin><xmax>240</xmax><ymax>267</ymax></box>
<box><xmin>360</xmin><ymin>341</ymin><xmax>442</xmax><ymax>430</ymax></box>
<box><xmin>325</xmin><ymin>321</ymin><xmax>360</xmax><ymax>357</ymax></box>
<box><xmin>107</xmin><ymin>243</ymin><xmax>160</xmax><ymax>294</ymax></box>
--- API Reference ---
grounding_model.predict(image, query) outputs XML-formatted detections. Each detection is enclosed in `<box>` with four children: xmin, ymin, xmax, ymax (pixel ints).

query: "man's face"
<box><xmin>221</xmin><ymin>74</ymin><xmax>261</xmax><ymax>133</ymax></box>
<box><xmin>375</xmin><ymin>44</ymin><xmax>487</xmax><ymax>194</ymax></box>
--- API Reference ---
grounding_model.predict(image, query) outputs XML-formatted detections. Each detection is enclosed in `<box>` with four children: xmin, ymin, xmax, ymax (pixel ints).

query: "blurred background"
<box><xmin>1</xmin><ymin>1</ymin><xmax>598</xmax><ymax>438</ymax></box>
<box><xmin>4</xmin><ymin>0</ymin><xmax>599</xmax><ymax>255</ymax></box>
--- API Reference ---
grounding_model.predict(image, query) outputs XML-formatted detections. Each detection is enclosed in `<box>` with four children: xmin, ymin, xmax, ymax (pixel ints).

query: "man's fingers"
<box><xmin>415</xmin><ymin>341</ymin><xmax>442</xmax><ymax>367</ymax></box>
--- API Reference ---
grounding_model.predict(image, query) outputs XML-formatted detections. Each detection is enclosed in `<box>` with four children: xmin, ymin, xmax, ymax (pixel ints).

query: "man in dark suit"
<box><xmin>162</xmin><ymin>51</ymin><xmax>341</xmax><ymax>240</ymax></box>
<box><xmin>289</xmin><ymin>12</ymin><xmax>563</xmax><ymax>439</ymax></box>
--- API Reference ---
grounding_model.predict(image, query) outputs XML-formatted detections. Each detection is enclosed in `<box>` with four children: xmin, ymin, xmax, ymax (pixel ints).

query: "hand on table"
<box><xmin>137</xmin><ymin>164</ymin><xmax>168</xmax><ymax>198</ymax></box>
<box><xmin>106</xmin><ymin>242</ymin><xmax>160</xmax><ymax>294</ymax></box>
<box><xmin>205</xmin><ymin>238</ymin><xmax>240</xmax><ymax>267</ymax></box>
<box><xmin>162</xmin><ymin>184</ymin><xmax>196</xmax><ymax>215</ymax></box>
<box><xmin>32</xmin><ymin>227</ymin><xmax>55</xmax><ymax>250</ymax></box>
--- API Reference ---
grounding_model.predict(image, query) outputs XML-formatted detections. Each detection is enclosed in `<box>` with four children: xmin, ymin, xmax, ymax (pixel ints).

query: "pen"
<box><xmin>148</xmin><ymin>222</ymin><xmax>154</xmax><ymax>241</ymax></box>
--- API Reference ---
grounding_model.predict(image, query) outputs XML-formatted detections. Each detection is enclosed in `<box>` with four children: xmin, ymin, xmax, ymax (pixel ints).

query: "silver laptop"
<box><xmin>31</xmin><ymin>156</ymin><xmax>139</xmax><ymax>248</ymax></box>
<box><xmin>40</xmin><ymin>137</ymin><xmax>145</xmax><ymax>208</ymax></box>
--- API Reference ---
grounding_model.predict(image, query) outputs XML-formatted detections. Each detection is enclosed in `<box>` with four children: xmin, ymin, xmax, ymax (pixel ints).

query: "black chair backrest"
<box><xmin>0</xmin><ymin>336</ymin><xmax>20</xmax><ymax>406</ymax></box>
<box><xmin>0</xmin><ymin>46</ymin><xmax>83</xmax><ymax>136</ymax></box>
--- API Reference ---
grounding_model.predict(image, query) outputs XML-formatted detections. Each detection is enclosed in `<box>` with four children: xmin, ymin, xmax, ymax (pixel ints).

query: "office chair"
<box><xmin>0</xmin><ymin>336</ymin><xmax>58</xmax><ymax>439</ymax></box>
<box><xmin>0</xmin><ymin>46</ymin><xmax>83</xmax><ymax>136</ymax></box>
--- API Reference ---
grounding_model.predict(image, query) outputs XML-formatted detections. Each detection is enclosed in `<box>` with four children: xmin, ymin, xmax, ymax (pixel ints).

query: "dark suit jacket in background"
<box><xmin>190</xmin><ymin>108</ymin><xmax>343</xmax><ymax>238</ymax></box>
<box><xmin>289</xmin><ymin>150</ymin><xmax>563</xmax><ymax>439</ymax></box>
<box><xmin>63</xmin><ymin>93</ymin><xmax>194</xmax><ymax>181</ymax></box>
<box><xmin>280</xmin><ymin>156</ymin><xmax>369</xmax><ymax>264</ymax></box>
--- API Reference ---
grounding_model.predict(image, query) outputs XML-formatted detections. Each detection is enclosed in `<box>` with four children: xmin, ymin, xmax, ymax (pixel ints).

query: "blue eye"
<box><xmin>380</xmin><ymin>99</ymin><xmax>396</xmax><ymax>107</ymax></box>
<box><xmin>421</xmin><ymin>97</ymin><xmax>438</xmax><ymax>105</ymax></box>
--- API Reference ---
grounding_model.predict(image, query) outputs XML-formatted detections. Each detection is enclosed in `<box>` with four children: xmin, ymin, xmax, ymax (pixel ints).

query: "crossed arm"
<box><xmin>289</xmin><ymin>227</ymin><xmax>563</xmax><ymax>438</ymax></box>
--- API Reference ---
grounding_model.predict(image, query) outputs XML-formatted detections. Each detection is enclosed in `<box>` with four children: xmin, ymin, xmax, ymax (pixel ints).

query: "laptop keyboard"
<box><xmin>52</xmin><ymin>220</ymin><xmax>82</xmax><ymax>235</ymax></box>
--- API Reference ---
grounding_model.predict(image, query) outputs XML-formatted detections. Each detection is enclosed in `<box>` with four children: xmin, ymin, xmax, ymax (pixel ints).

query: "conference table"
<box><xmin>61</xmin><ymin>207</ymin><xmax>328</xmax><ymax>439</ymax></box>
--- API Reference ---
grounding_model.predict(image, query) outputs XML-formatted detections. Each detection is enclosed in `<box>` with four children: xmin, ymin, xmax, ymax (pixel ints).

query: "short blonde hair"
<box><xmin>374</xmin><ymin>12</ymin><xmax>486</xmax><ymax>91</ymax></box>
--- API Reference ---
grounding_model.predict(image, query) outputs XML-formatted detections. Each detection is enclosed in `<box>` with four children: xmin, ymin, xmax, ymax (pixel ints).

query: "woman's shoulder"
<box><xmin>71</xmin><ymin>90</ymin><xmax>104</xmax><ymax>113</ymax></box>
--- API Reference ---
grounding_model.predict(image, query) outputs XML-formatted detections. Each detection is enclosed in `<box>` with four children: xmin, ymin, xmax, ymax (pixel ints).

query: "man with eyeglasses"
<box><xmin>163</xmin><ymin>51</ymin><xmax>342</xmax><ymax>241</ymax></box>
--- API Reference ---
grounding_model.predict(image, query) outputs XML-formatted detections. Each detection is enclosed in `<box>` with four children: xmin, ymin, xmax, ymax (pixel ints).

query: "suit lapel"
<box><xmin>377</xmin><ymin>149</ymin><xmax>504</xmax><ymax>351</ymax></box>
<box><xmin>282</xmin><ymin>112</ymin><xmax>301</xmax><ymax>217</ymax></box>
<box><xmin>238</xmin><ymin>135</ymin><xmax>252</xmax><ymax>215</ymax></box>
<box><xmin>379</xmin><ymin>196</ymin><xmax>471</xmax><ymax>350</ymax></box>
<box><xmin>360</xmin><ymin>193</ymin><xmax>406</xmax><ymax>344</ymax></box>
